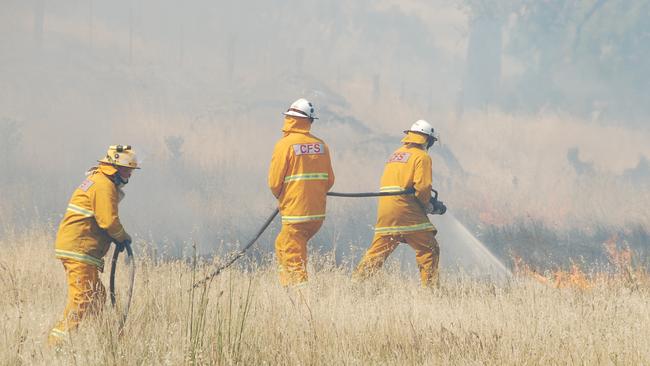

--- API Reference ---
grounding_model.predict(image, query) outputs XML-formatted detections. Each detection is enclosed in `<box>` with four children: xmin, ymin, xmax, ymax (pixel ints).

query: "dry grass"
<box><xmin>1</xmin><ymin>229</ymin><xmax>648</xmax><ymax>365</ymax></box>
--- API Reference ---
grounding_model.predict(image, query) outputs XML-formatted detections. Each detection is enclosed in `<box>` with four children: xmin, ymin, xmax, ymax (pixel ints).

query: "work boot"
<box><xmin>47</xmin><ymin>328</ymin><xmax>67</xmax><ymax>351</ymax></box>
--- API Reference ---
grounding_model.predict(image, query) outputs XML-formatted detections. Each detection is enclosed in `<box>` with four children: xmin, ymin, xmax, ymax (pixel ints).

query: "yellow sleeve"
<box><xmin>268</xmin><ymin>141</ymin><xmax>290</xmax><ymax>198</ymax></box>
<box><xmin>326</xmin><ymin>144</ymin><xmax>335</xmax><ymax>190</ymax></box>
<box><xmin>413</xmin><ymin>154</ymin><xmax>432</xmax><ymax>206</ymax></box>
<box><xmin>94</xmin><ymin>183</ymin><xmax>128</xmax><ymax>242</ymax></box>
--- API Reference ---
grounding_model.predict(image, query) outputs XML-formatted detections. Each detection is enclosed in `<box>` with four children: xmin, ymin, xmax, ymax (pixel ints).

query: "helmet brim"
<box><xmin>98</xmin><ymin>159</ymin><xmax>141</xmax><ymax>169</ymax></box>
<box><xmin>403</xmin><ymin>130</ymin><xmax>430</xmax><ymax>137</ymax></box>
<box><xmin>283</xmin><ymin>111</ymin><xmax>318</xmax><ymax>119</ymax></box>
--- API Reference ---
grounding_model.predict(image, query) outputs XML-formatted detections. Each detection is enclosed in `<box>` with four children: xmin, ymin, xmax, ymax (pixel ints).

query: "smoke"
<box><xmin>1</xmin><ymin>1</ymin><xmax>648</xmax><ymax>266</ymax></box>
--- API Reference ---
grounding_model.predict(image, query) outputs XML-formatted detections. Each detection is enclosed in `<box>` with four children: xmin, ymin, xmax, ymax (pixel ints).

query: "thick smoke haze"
<box><xmin>1</xmin><ymin>0</ymin><xmax>648</xmax><ymax>268</ymax></box>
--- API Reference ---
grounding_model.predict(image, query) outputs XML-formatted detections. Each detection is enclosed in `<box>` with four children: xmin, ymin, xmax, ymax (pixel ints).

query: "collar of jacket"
<box><xmin>401</xmin><ymin>131</ymin><xmax>428</xmax><ymax>145</ymax></box>
<box><xmin>282</xmin><ymin>116</ymin><xmax>312</xmax><ymax>135</ymax></box>
<box><xmin>98</xmin><ymin>164</ymin><xmax>118</xmax><ymax>177</ymax></box>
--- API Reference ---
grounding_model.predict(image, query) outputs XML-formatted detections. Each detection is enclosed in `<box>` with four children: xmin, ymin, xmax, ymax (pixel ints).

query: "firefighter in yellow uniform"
<box><xmin>268</xmin><ymin>98</ymin><xmax>335</xmax><ymax>286</ymax></box>
<box><xmin>48</xmin><ymin>145</ymin><xmax>139</xmax><ymax>346</ymax></box>
<box><xmin>354</xmin><ymin>120</ymin><xmax>441</xmax><ymax>287</ymax></box>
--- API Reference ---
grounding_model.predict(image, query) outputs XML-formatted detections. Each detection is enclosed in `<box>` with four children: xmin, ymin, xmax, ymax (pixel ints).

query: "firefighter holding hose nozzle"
<box><xmin>353</xmin><ymin>120</ymin><xmax>444</xmax><ymax>287</ymax></box>
<box><xmin>48</xmin><ymin>145</ymin><xmax>139</xmax><ymax>346</ymax></box>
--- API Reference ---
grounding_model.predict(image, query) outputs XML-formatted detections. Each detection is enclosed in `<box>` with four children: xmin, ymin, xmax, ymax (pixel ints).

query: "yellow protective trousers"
<box><xmin>275</xmin><ymin>220</ymin><xmax>323</xmax><ymax>286</ymax></box>
<box><xmin>48</xmin><ymin>259</ymin><xmax>106</xmax><ymax>346</ymax></box>
<box><xmin>354</xmin><ymin>230</ymin><xmax>440</xmax><ymax>287</ymax></box>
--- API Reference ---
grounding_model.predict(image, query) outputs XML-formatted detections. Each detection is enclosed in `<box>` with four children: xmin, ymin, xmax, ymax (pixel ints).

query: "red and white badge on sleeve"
<box><xmin>78</xmin><ymin>179</ymin><xmax>95</xmax><ymax>192</ymax></box>
<box><xmin>293</xmin><ymin>143</ymin><xmax>325</xmax><ymax>156</ymax></box>
<box><xmin>387</xmin><ymin>152</ymin><xmax>411</xmax><ymax>163</ymax></box>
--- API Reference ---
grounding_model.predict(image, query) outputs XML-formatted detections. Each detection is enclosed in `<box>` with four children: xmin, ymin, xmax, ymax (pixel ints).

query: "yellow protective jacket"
<box><xmin>269</xmin><ymin>116</ymin><xmax>335</xmax><ymax>224</ymax></box>
<box><xmin>374</xmin><ymin>132</ymin><xmax>435</xmax><ymax>235</ymax></box>
<box><xmin>54</xmin><ymin>165</ymin><xmax>129</xmax><ymax>270</ymax></box>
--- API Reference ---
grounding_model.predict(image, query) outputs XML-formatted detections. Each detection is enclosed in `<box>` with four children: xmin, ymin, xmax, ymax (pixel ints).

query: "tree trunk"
<box><xmin>462</xmin><ymin>16</ymin><xmax>503</xmax><ymax>110</ymax></box>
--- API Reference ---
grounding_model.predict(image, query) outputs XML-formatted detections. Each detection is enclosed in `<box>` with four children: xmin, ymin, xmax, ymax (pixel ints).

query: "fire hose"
<box><xmin>109</xmin><ymin>240</ymin><xmax>135</xmax><ymax>332</ymax></box>
<box><xmin>192</xmin><ymin>188</ymin><xmax>419</xmax><ymax>288</ymax></box>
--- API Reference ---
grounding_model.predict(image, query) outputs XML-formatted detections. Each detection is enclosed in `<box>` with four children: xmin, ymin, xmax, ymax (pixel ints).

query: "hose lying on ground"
<box><xmin>192</xmin><ymin>208</ymin><xmax>280</xmax><ymax>289</ymax></box>
<box><xmin>109</xmin><ymin>240</ymin><xmax>135</xmax><ymax>333</ymax></box>
<box><xmin>191</xmin><ymin>188</ymin><xmax>415</xmax><ymax>288</ymax></box>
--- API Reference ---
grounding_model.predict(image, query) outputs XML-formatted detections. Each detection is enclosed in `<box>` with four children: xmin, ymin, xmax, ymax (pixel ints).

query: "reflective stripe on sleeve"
<box><xmin>66</xmin><ymin>204</ymin><xmax>94</xmax><ymax>217</ymax></box>
<box><xmin>281</xmin><ymin>214</ymin><xmax>326</xmax><ymax>223</ymax></box>
<box><xmin>55</xmin><ymin>249</ymin><xmax>104</xmax><ymax>270</ymax></box>
<box><xmin>374</xmin><ymin>222</ymin><xmax>435</xmax><ymax>234</ymax></box>
<box><xmin>379</xmin><ymin>186</ymin><xmax>404</xmax><ymax>192</ymax></box>
<box><xmin>284</xmin><ymin>173</ymin><xmax>329</xmax><ymax>183</ymax></box>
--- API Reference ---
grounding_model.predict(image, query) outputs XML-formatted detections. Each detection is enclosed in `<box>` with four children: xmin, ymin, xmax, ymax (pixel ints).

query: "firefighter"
<box><xmin>268</xmin><ymin>98</ymin><xmax>335</xmax><ymax>286</ymax></box>
<box><xmin>48</xmin><ymin>145</ymin><xmax>139</xmax><ymax>346</ymax></box>
<box><xmin>353</xmin><ymin>120</ymin><xmax>441</xmax><ymax>287</ymax></box>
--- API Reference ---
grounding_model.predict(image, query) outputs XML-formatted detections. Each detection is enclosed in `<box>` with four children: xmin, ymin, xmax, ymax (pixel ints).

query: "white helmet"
<box><xmin>283</xmin><ymin>98</ymin><xmax>318</xmax><ymax>120</ymax></box>
<box><xmin>404</xmin><ymin>120</ymin><xmax>436</xmax><ymax>139</ymax></box>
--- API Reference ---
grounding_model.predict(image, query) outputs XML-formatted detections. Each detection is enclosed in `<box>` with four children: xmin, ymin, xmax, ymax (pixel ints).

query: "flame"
<box><xmin>513</xmin><ymin>255</ymin><xmax>590</xmax><ymax>290</ymax></box>
<box><xmin>604</xmin><ymin>234</ymin><xmax>632</xmax><ymax>271</ymax></box>
<box><xmin>513</xmin><ymin>235</ymin><xmax>648</xmax><ymax>290</ymax></box>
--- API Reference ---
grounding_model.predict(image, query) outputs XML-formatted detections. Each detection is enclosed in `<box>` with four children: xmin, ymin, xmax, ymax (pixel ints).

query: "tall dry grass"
<box><xmin>1</xmin><ymin>228</ymin><xmax>649</xmax><ymax>365</ymax></box>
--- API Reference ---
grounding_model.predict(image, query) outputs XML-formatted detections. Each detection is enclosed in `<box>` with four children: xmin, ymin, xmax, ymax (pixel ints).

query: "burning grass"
<box><xmin>512</xmin><ymin>235</ymin><xmax>648</xmax><ymax>291</ymax></box>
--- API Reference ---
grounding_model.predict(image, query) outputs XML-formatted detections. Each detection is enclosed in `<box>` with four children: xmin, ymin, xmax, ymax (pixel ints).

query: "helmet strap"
<box><xmin>426</xmin><ymin>136</ymin><xmax>436</xmax><ymax>150</ymax></box>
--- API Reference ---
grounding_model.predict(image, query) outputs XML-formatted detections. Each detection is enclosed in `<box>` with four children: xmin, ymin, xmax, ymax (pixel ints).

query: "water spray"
<box><xmin>434</xmin><ymin>212</ymin><xmax>512</xmax><ymax>279</ymax></box>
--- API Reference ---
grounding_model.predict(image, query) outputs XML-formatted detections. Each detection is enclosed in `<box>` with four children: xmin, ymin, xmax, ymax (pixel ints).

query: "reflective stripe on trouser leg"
<box><xmin>47</xmin><ymin>327</ymin><xmax>67</xmax><ymax>347</ymax></box>
<box><xmin>49</xmin><ymin>258</ymin><xmax>106</xmax><ymax>345</ymax></box>
<box><xmin>275</xmin><ymin>220</ymin><xmax>323</xmax><ymax>286</ymax></box>
<box><xmin>402</xmin><ymin>231</ymin><xmax>440</xmax><ymax>287</ymax></box>
<box><xmin>353</xmin><ymin>234</ymin><xmax>400</xmax><ymax>281</ymax></box>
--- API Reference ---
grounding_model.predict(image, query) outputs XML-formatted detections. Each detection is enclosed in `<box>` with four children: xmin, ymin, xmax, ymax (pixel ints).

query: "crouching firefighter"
<box><xmin>268</xmin><ymin>98</ymin><xmax>335</xmax><ymax>286</ymax></box>
<box><xmin>353</xmin><ymin>120</ymin><xmax>443</xmax><ymax>287</ymax></box>
<box><xmin>48</xmin><ymin>145</ymin><xmax>139</xmax><ymax>346</ymax></box>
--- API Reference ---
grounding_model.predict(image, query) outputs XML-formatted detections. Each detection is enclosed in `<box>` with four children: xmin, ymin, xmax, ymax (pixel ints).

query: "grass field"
<box><xmin>1</xmin><ymin>228</ymin><xmax>649</xmax><ymax>365</ymax></box>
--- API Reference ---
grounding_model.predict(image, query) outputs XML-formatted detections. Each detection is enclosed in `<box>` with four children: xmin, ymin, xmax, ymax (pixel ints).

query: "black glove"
<box><xmin>114</xmin><ymin>239</ymin><xmax>131</xmax><ymax>253</ymax></box>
